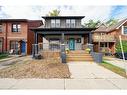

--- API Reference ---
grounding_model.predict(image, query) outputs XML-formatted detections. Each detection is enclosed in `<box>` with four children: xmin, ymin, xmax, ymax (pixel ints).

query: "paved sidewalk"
<box><xmin>0</xmin><ymin>62</ymin><xmax>127</xmax><ymax>89</ymax></box>
<box><xmin>104</xmin><ymin>57</ymin><xmax>127</xmax><ymax>69</ymax></box>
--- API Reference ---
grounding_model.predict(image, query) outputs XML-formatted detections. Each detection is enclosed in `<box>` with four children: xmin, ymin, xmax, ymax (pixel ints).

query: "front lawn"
<box><xmin>0</xmin><ymin>58</ymin><xmax>71</xmax><ymax>79</ymax></box>
<box><xmin>101</xmin><ymin>61</ymin><xmax>127</xmax><ymax>78</ymax></box>
<box><xmin>0</xmin><ymin>53</ymin><xmax>9</xmax><ymax>60</ymax></box>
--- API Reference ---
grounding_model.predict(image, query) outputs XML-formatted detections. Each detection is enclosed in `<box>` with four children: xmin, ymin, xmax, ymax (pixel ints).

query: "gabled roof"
<box><xmin>107</xmin><ymin>18</ymin><xmax>127</xmax><ymax>32</ymax></box>
<box><xmin>93</xmin><ymin>23</ymin><xmax>108</xmax><ymax>33</ymax></box>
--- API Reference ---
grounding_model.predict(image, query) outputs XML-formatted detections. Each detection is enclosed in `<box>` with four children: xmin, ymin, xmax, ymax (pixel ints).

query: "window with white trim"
<box><xmin>51</xmin><ymin>19</ymin><xmax>60</xmax><ymax>28</ymax></box>
<box><xmin>123</xmin><ymin>26</ymin><xmax>127</xmax><ymax>35</ymax></box>
<box><xmin>66</xmin><ymin>19</ymin><xmax>76</xmax><ymax>28</ymax></box>
<box><xmin>71</xmin><ymin>19</ymin><xmax>75</xmax><ymax>28</ymax></box>
<box><xmin>12</xmin><ymin>24</ymin><xmax>21</xmax><ymax>32</ymax></box>
<box><xmin>66</xmin><ymin>19</ymin><xmax>71</xmax><ymax>28</ymax></box>
<box><xmin>51</xmin><ymin>19</ymin><xmax>55</xmax><ymax>28</ymax></box>
<box><xmin>55</xmin><ymin>19</ymin><xmax>60</xmax><ymax>28</ymax></box>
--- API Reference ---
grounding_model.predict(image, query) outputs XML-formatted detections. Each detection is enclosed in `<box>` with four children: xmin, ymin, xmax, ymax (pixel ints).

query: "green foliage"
<box><xmin>116</xmin><ymin>41</ymin><xmax>127</xmax><ymax>52</ymax></box>
<box><xmin>105</xmin><ymin>18</ymin><xmax>119</xmax><ymax>27</ymax></box>
<box><xmin>0</xmin><ymin>53</ymin><xmax>8</xmax><ymax>59</ymax></box>
<box><xmin>84</xmin><ymin>20</ymin><xmax>101</xmax><ymax>28</ymax></box>
<box><xmin>83</xmin><ymin>18</ymin><xmax>118</xmax><ymax>28</ymax></box>
<box><xmin>47</xmin><ymin>9</ymin><xmax>60</xmax><ymax>16</ymax></box>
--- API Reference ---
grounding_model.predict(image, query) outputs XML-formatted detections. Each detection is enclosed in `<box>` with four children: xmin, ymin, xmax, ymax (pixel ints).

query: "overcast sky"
<box><xmin>0</xmin><ymin>5</ymin><xmax>127</xmax><ymax>23</ymax></box>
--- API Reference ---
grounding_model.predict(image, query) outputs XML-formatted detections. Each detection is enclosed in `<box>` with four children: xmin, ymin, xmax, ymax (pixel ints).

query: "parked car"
<box><xmin>115</xmin><ymin>52</ymin><xmax>127</xmax><ymax>60</ymax></box>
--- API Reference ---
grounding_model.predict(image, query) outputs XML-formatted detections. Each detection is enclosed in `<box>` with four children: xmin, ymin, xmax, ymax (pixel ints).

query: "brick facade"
<box><xmin>0</xmin><ymin>19</ymin><xmax>42</xmax><ymax>54</ymax></box>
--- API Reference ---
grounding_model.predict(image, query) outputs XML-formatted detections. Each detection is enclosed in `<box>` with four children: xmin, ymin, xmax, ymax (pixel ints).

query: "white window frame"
<box><xmin>71</xmin><ymin>19</ymin><xmax>75</xmax><ymax>28</ymax></box>
<box><xmin>55</xmin><ymin>19</ymin><xmax>60</xmax><ymax>28</ymax></box>
<box><xmin>51</xmin><ymin>19</ymin><xmax>55</xmax><ymax>28</ymax></box>
<box><xmin>122</xmin><ymin>26</ymin><xmax>127</xmax><ymax>35</ymax></box>
<box><xmin>12</xmin><ymin>24</ymin><xmax>21</xmax><ymax>32</ymax></box>
<box><xmin>66</xmin><ymin>19</ymin><xmax>71</xmax><ymax>28</ymax></box>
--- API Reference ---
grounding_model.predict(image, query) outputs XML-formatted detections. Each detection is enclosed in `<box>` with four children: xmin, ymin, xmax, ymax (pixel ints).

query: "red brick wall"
<box><xmin>0</xmin><ymin>21</ymin><xmax>28</xmax><ymax>53</ymax></box>
<box><xmin>27</xmin><ymin>20</ymin><xmax>42</xmax><ymax>54</ymax></box>
<box><xmin>0</xmin><ymin>20</ymin><xmax>42</xmax><ymax>54</ymax></box>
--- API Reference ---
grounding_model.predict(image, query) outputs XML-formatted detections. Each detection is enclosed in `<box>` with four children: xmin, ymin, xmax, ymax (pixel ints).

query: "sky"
<box><xmin>0</xmin><ymin>5</ymin><xmax>127</xmax><ymax>23</ymax></box>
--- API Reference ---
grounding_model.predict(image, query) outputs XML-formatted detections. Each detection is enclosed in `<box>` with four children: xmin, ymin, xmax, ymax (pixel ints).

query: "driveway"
<box><xmin>67</xmin><ymin>62</ymin><xmax>127</xmax><ymax>89</ymax></box>
<box><xmin>0</xmin><ymin>61</ymin><xmax>127</xmax><ymax>89</ymax></box>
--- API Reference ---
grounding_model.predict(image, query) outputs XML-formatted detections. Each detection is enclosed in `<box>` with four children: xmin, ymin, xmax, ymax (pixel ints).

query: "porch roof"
<box><xmin>31</xmin><ymin>28</ymin><xmax>96</xmax><ymax>34</ymax></box>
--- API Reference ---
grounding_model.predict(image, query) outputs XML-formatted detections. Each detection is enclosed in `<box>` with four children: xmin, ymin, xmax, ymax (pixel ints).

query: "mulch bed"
<box><xmin>0</xmin><ymin>58</ymin><xmax>71</xmax><ymax>79</ymax></box>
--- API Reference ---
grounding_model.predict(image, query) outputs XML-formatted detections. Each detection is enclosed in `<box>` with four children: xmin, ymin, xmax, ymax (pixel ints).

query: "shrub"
<box><xmin>116</xmin><ymin>40</ymin><xmax>127</xmax><ymax>52</ymax></box>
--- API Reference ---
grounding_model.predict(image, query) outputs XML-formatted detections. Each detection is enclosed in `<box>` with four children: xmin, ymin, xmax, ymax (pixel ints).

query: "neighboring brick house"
<box><xmin>92</xmin><ymin>24</ymin><xmax>116</xmax><ymax>54</ymax></box>
<box><xmin>107</xmin><ymin>18</ymin><xmax>127</xmax><ymax>41</ymax></box>
<box><xmin>92</xmin><ymin>18</ymin><xmax>127</xmax><ymax>54</ymax></box>
<box><xmin>0</xmin><ymin>19</ymin><xmax>42</xmax><ymax>54</ymax></box>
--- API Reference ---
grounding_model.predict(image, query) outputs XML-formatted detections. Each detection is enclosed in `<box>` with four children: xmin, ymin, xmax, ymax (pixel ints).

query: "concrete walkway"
<box><xmin>104</xmin><ymin>57</ymin><xmax>127</xmax><ymax>69</ymax></box>
<box><xmin>0</xmin><ymin>61</ymin><xmax>127</xmax><ymax>89</ymax></box>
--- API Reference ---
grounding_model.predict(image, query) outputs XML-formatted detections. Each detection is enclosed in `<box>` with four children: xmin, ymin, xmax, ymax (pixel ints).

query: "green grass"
<box><xmin>0</xmin><ymin>53</ymin><xmax>9</xmax><ymax>60</ymax></box>
<box><xmin>101</xmin><ymin>61</ymin><xmax>127</xmax><ymax>78</ymax></box>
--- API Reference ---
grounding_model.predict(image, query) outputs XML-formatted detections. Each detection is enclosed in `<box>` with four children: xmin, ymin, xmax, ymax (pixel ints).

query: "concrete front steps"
<box><xmin>66</xmin><ymin>50</ymin><xmax>94</xmax><ymax>62</ymax></box>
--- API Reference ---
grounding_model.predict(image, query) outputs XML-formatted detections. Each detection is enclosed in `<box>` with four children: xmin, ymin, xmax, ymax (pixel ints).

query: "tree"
<box><xmin>116</xmin><ymin>40</ymin><xmax>127</xmax><ymax>52</ymax></box>
<box><xmin>84</xmin><ymin>20</ymin><xmax>101</xmax><ymax>28</ymax></box>
<box><xmin>47</xmin><ymin>9</ymin><xmax>60</xmax><ymax>16</ymax></box>
<box><xmin>105</xmin><ymin>18</ymin><xmax>119</xmax><ymax>27</ymax></box>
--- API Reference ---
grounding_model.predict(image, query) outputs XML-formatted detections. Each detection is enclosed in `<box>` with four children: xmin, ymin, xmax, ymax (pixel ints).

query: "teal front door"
<box><xmin>69</xmin><ymin>38</ymin><xmax>75</xmax><ymax>50</ymax></box>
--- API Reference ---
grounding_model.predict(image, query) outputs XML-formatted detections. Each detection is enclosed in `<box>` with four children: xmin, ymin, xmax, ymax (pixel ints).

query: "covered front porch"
<box><xmin>33</xmin><ymin>28</ymin><xmax>93</xmax><ymax>51</ymax></box>
<box><xmin>31</xmin><ymin>28</ymin><xmax>96</xmax><ymax>63</ymax></box>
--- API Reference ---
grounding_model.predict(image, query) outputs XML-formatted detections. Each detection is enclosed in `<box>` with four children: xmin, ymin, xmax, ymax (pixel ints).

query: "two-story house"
<box><xmin>31</xmin><ymin>16</ymin><xmax>96</xmax><ymax>61</ymax></box>
<box><xmin>32</xmin><ymin>16</ymin><xmax>96</xmax><ymax>50</ymax></box>
<box><xmin>92</xmin><ymin>18</ymin><xmax>127</xmax><ymax>54</ymax></box>
<box><xmin>0</xmin><ymin>19</ymin><xmax>42</xmax><ymax>54</ymax></box>
<box><xmin>92</xmin><ymin>24</ymin><xmax>116</xmax><ymax>54</ymax></box>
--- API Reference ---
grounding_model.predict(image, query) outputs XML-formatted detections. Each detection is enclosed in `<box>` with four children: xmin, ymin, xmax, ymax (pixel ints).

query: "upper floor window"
<box><xmin>51</xmin><ymin>19</ymin><xmax>60</xmax><ymax>28</ymax></box>
<box><xmin>0</xmin><ymin>23</ymin><xmax>2</xmax><ymax>32</ymax></box>
<box><xmin>12</xmin><ymin>24</ymin><xmax>21</xmax><ymax>32</ymax></box>
<box><xmin>123</xmin><ymin>26</ymin><xmax>127</xmax><ymax>35</ymax></box>
<box><xmin>71</xmin><ymin>19</ymin><xmax>75</xmax><ymax>28</ymax></box>
<box><xmin>55</xmin><ymin>19</ymin><xmax>60</xmax><ymax>28</ymax></box>
<box><xmin>51</xmin><ymin>19</ymin><xmax>55</xmax><ymax>28</ymax></box>
<box><xmin>66</xmin><ymin>19</ymin><xmax>71</xmax><ymax>28</ymax></box>
<box><xmin>66</xmin><ymin>19</ymin><xmax>75</xmax><ymax>28</ymax></box>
